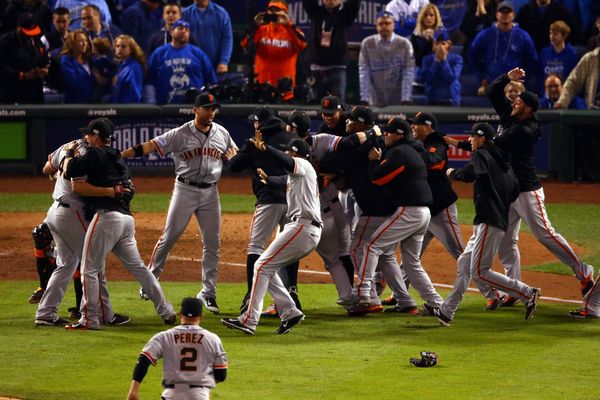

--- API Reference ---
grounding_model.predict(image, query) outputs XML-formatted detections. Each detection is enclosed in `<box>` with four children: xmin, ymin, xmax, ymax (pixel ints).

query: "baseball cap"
<box><xmin>194</xmin><ymin>92</ymin><xmax>220</xmax><ymax>108</ymax></box>
<box><xmin>385</xmin><ymin>117</ymin><xmax>412</xmax><ymax>137</ymax></box>
<box><xmin>320</xmin><ymin>95</ymin><xmax>343</xmax><ymax>115</ymax></box>
<box><xmin>409</xmin><ymin>112</ymin><xmax>438</xmax><ymax>129</ymax></box>
<box><xmin>376</xmin><ymin>10</ymin><xmax>395</xmax><ymax>20</ymax></box>
<box><xmin>172</xmin><ymin>19</ymin><xmax>190</xmax><ymax>30</ymax></box>
<box><xmin>287</xmin><ymin>111</ymin><xmax>311</xmax><ymax>135</ymax></box>
<box><xmin>79</xmin><ymin>118</ymin><xmax>114</xmax><ymax>139</ymax></box>
<box><xmin>248</xmin><ymin>106</ymin><xmax>274</xmax><ymax>125</ymax></box>
<box><xmin>180</xmin><ymin>297</ymin><xmax>203</xmax><ymax>317</ymax></box>
<box><xmin>497</xmin><ymin>1</ymin><xmax>514</xmax><ymax>12</ymax></box>
<box><xmin>518</xmin><ymin>91</ymin><xmax>540</xmax><ymax>112</ymax></box>
<box><xmin>18</xmin><ymin>12</ymin><xmax>41</xmax><ymax>36</ymax></box>
<box><xmin>282</xmin><ymin>138</ymin><xmax>310</xmax><ymax>158</ymax></box>
<box><xmin>346</xmin><ymin>105</ymin><xmax>375</xmax><ymax>126</ymax></box>
<box><xmin>434</xmin><ymin>27</ymin><xmax>450</xmax><ymax>42</ymax></box>
<box><xmin>471</xmin><ymin>122</ymin><xmax>496</xmax><ymax>140</ymax></box>
<box><xmin>258</xmin><ymin>116</ymin><xmax>285</xmax><ymax>135</ymax></box>
<box><xmin>267</xmin><ymin>1</ymin><xmax>288</xmax><ymax>12</ymax></box>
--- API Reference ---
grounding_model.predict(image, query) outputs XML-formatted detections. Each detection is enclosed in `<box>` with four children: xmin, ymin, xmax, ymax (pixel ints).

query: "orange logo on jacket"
<box><xmin>428</xmin><ymin>146</ymin><xmax>436</xmax><ymax>153</ymax></box>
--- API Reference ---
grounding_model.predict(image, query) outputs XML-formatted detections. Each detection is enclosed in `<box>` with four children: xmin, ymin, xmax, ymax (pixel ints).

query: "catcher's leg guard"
<box><xmin>32</xmin><ymin>223</ymin><xmax>56</xmax><ymax>290</ymax></box>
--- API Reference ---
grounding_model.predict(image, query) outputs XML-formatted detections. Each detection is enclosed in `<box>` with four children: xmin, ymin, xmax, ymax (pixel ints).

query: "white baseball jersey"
<box><xmin>141</xmin><ymin>324</ymin><xmax>228</xmax><ymax>388</ymax></box>
<box><xmin>152</xmin><ymin>121</ymin><xmax>236</xmax><ymax>183</ymax></box>
<box><xmin>286</xmin><ymin>157</ymin><xmax>322</xmax><ymax>224</ymax></box>
<box><xmin>47</xmin><ymin>139</ymin><xmax>88</xmax><ymax>206</ymax></box>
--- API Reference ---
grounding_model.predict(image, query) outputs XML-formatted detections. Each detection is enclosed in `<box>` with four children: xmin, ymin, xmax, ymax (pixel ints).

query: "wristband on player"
<box><xmin>65</xmin><ymin>149</ymin><xmax>75</xmax><ymax>158</ymax></box>
<box><xmin>133</xmin><ymin>144</ymin><xmax>144</xmax><ymax>158</ymax></box>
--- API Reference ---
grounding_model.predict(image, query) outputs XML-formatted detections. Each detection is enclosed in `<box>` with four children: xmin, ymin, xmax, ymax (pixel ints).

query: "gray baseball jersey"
<box><xmin>152</xmin><ymin>121</ymin><xmax>236</xmax><ymax>183</ymax></box>
<box><xmin>141</xmin><ymin>324</ymin><xmax>228</xmax><ymax>388</ymax></box>
<box><xmin>286</xmin><ymin>157</ymin><xmax>322</xmax><ymax>224</ymax></box>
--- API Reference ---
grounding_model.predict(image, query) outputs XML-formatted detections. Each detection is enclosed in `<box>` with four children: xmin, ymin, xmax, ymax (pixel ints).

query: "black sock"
<box><xmin>285</xmin><ymin>261</ymin><xmax>299</xmax><ymax>289</ymax></box>
<box><xmin>246</xmin><ymin>254</ymin><xmax>260</xmax><ymax>292</ymax></box>
<box><xmin>339</xmin><ymin>255</ymin><xmax>355</xmax><ymax>286</ymax></box>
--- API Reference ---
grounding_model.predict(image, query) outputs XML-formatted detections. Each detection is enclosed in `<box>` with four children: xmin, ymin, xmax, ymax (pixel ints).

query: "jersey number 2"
<box><xmin>180</xmin><ymin>348</ymin><xmax>198</xmax><ymax>371</ymax></box>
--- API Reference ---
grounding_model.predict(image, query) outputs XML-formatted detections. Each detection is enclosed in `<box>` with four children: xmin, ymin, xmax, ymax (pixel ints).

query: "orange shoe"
<box><xmin>261</xmin><ymin>302</ymin><xmax>279</xmax><ymax>318</ymax></box>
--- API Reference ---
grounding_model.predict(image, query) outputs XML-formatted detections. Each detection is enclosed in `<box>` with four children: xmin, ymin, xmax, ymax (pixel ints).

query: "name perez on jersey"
<box><xmin>180</xmin><ymin>147</ymin><xmax>223</xmax><ymax>161</ymax></box>
<box><xmin>259</xmin><ymin>38</ymin><xmax>291</xmax><ymax>48</ymax></box>
<box><xmin>174</xmin><ymin>332</ymin><xmax>205</xmax><ymax>344</ymax></box>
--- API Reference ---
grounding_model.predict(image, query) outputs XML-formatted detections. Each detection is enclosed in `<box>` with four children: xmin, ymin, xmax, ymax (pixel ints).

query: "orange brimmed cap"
<box><xmin>268</xmin><ymin>1</ymin><xmax>288</xmax><ymax>12</ymax></box>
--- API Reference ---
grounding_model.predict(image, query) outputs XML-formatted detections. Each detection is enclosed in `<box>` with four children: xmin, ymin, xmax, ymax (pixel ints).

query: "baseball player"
<box><xmin>289</xmin><ymin>110</ymin><xmax>354</xmax><ymax>304</ymax></box>
<box><xmin>489</xmin><ymin>68</ymin><xmax>593</xmax><ymax>304</ymax></box>
<box><xmin>319</xmin><ymin>95</ymin><xmax>347</xmax><ymax>137</ymax></box>
<box><xmin>127</xmin><ymin>297</ymin><xmax>228</xmax><ymax>400</ymax></box>
<box><xmin>229</xmin><ymin>109</ymin><xmax>301</xmax><ymax>316</ymax></box>
<box><xmin>34</xmin><ymin>138</ymin><xmax>94</xmax><ymax>326</ymax></box>
<box><xmin>221</xmin><ymin>136</ymin><xmax>321</xmax><ymax>335</ymax></box>
<box><xmin>406</xmin><ymin>112</ymin><xmax>498</xmax><ymax>310</ymax></box>
<box><xmin>430</xmin><ymin>123</ymin><xmax>541</xmax><ymax>326</ymax></box>
<box><xmin>63</xmin><ymin>118</ymin><xmax>176</xmax><ymax>330</ymax></box>
<box><xmin>121</xmin><ymin>93</ymin><xmax>238</xmax><ymax>314</ymax></box>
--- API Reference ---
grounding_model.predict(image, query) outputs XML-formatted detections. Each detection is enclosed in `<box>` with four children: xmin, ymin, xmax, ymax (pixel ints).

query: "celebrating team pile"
<box><xmin>30</xmin><ymin>67</ymin><xmax>599</xmax><ymax>397</ymax></box>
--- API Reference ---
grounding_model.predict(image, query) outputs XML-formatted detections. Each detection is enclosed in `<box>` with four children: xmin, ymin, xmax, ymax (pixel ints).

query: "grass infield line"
<box><xmin>169</xmin><ymin>255</ymin><xmax>582</xmax><ymax>305</ymax></box>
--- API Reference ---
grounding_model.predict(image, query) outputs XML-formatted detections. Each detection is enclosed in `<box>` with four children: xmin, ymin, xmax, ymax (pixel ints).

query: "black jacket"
<box><xmin>302</xmin><ymin>0</ymin><xmax>361</xmax><ymax>66</ymax></box>
<box><xmin>318</xmin><ymin>118</ymin><xmax>347</xmax><ymax>136</ymax></box>
<box><xmin>421</xmin><ymin>132</ymin><xmax>458</xmax><ymax>216</ymax></box>
<box><xmin>65</xmin><ymin>146</ymin><xmax>133</xmax><ymax>215</ymax></box>
<box><xmin>319</xmin><ymin>134</ymin><xmax>396</xmax><ymax>217</ymax></box>
<box><xmin>0</xmin><ymin>30</ymin><xmax>49</xmax><ymax>104</ymax></box>
<box><xmin>368</xmin><ymin>138</ymin><xmax>433</xmax><ymax>208</ymax></box>
<box><xmin>487</xmin><ymin>73</ymin><xmax>542</xmax><ymax>192</ymax></box>
<box><xmin>228</xmin><ymin>124</ymin><xmax>297</xmax><ymax>205</ymax></box>
<box><xmin>452</xmin><ymin>144</ymin><xmax>519</xmax><ymax>231</ymax></box>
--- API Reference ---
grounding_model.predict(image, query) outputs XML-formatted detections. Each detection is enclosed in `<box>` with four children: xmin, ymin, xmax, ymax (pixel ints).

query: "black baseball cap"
<box><xmin>471</xmin><ymin>122</ymin><xmax>496</xmax><ymax>140</ymax></box>
<box><xmin>79</xmin><ymin>118</ymin><xmax>114</xmax><ymax>139</ymax></box>
<box><xmin>409</xmin><ymin>112</ymin><xmax>438</xmax><ymax>129</ymax></box>
<box><xmin>194</xmin><ymin>92</ymin><xmax>220</xmax><ymax>108</ymax></box>
<box><xmin>248</xmin><ymin>106</ymin><xmax>274</xmax><ymax>124</ymax></box>
<box><xmin>287</xmin><ymin>111</ymin><xmax>311</xmax><ymax>135</ymax></box>
<box><xmin>282</xmin><ymin>138</ymin><xmax>310</xmax><ymax>158</ymax></box>
<box><xmin>346</xmin><ymin>105</ymin><xmax>375</xmax><ymax>126</ymax></box>
<box><xmin>518</xmin><ymin>91</ymin><xmax>540</xmax><ymax>112</ymax></box>
<box><xmin>320</xmin><ymin>95</ymin><xmax>343</xmax><ymax>115</ymax></box>
<box><xmin>180</xmin><ymin>297</ymin><xmax>203</xmax><ymax>317</ymax></box>
<box><xmin>497</xmin><ymin>1</ymin><xmax>514</xmax><ymax>12</ymax></box>
<box><xmin>385</xmin><ymin>117</ymin><xmax>412</xmax><ymax>137</ymax></box>
<box><xmin>258</xmin><ymin>116</ymin><xmax>285</xmax><ymax>136</ymax></box>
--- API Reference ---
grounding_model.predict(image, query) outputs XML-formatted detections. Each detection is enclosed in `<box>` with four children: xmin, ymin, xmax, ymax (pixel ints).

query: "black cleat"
<box><xmin>108</xmin><ymin>314</ymin><xmax>130</xmax><ymax>325</ymax></box>
<box><xmin>221</xmin><ymin>318</ymin><xmax>255</xmax><ymax>335</ymax></box>
<box><xmin>525</xmin><ymin>288</ymin><xmax>541</xmax><ymax>321</ymax></box>
<box><xmin>276</xmin><ymin>313</ymin><xmax>305</xmax><ymax>334</ymax></box>
<box><xmin>163</xmin><ymin>314</ymin><xmax>177</xmax><ymax>325</ymax></box>
<box><xmin>198</xmin><ymin>293</ymin><xmax>220</xmax><ymax>314</ymax></box>
<box><xmin>29</xmin><ymin>287</ymin><xmax>44</xmax><ymax>304</ymax></box>
<box><xmin>35</xmin><ymin>317</ymin><xmax>69</xmax><ymax>327</ymax></box>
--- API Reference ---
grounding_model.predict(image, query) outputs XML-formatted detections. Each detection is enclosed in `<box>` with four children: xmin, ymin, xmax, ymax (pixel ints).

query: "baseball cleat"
<box><xmin>381</xmin><ymin>296</ymin><xmax>397</xmax><ymax>306</ymax></box>
<box><xmin>500</xmin><ymin>296</ymin><xmax>519</xmax><ymax>307</ymax></box>
<box><xmin>139</xmin><ymin>287</ymin><xmax>150</xmax><ymax>301</ymax></box>
<box><xmin>35</xmin><ymin>317</ymin><xmax>70</xmax><ymax>327</ymax></box>
<box><xmin>197</xmin><ymin>293</ymin><xmax>220</xmax><ymax>314</ymax></box>
<box><xmin>261</xmin><ymin>302</ymin><xmax>279</xmax><ymax>318</ymax></box>
<box><xmin>65</xmin><ymin>323</ymin><xmax>98</xmax><ymax>330</ymax></box>
<box><xmin>221</xmin><ymin>318</ymin><xmax>255</xmax><ymax>335</ymax></box>
<box><xmin>28</xmin><ymin>287</ymin><xmax>44</xmax><ymax>304</ymax></box>
<box><xmin>346</xmin><ymin>304</ymin><xmax>384</xmax><ymax>316</ymax></box>
<box><xmin>108</xmin><ymin>313</ymin><xmax>130</xmax><ymax>326</ymax></box>
<box><xmin>421</xmin><ymin>303</ymin><xmax>435</xmax><ymax>316</ymax></box>
<box><xmin>386</xmin><ymin>305</ymin><xmax>420</xmax><ymax>315</ymax></box>
<box><xmin>485</xmin><ymin>297</ymin><xmax>502</xmax><ymax>311</ymax></box>
<box><xmin>525</xmin><ymin>288</ymin><xmax>541</xmax><ymax>321</ymax></box>
<box><xmin>163</xmin><ymin>314</ymin><xmax>177</xmax><ymax>325</ymax></box>
<box><xmin>276</xmin><ymin>313</ymin><xmax>305</xmax><ymax>334</ymax></box>
<box><xmin>568</xmin><ymin>308</ymin><xmax>599</xmax><ymax>319</ymax></box>
<box><xmin>432</xmin><ymin>307</ymin><xmax>452</xmax><ymax>327</ymax></box>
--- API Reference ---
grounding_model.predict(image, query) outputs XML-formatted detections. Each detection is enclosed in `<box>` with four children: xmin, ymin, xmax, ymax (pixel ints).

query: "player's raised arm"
<box><xmin>121</xmin><ymin>140</ymin><xmax>159</xmax><ymax>158</ymax></box>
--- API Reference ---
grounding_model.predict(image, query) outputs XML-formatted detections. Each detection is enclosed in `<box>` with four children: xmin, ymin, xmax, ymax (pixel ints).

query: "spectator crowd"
<box><xmin>1</xmin><ymin>0</ymin><xmax>600</xmax><ymax>109</ymax></box>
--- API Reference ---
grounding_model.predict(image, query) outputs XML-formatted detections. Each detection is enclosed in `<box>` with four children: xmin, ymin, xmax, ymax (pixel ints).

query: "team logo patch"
<box><xmin>208</xmin><ymin>94</ymin><xmax>214</xmax><ymax>102</ymax></box>
<box><xmin>428</xmin><ymin>146</ymin><xmax>436</xmax><ymax>153</ymax></box>
<box><xmin>323</xmin><ymin>99</ymin><xmax>330</xmax><ymax>108</ymax></box>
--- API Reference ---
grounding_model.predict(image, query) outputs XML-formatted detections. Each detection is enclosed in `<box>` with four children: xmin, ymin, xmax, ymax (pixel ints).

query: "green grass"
<box><xmin>1</xmin><ymin>281</ymin><xmax>599</xmax><ymax>400</ymax></box>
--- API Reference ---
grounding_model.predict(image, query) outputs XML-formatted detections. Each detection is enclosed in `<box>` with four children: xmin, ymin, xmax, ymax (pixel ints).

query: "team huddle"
<box><xmin>28</xmin><ymin>67</ymin><xmax>599</xmax><ymax>398</ymax></box>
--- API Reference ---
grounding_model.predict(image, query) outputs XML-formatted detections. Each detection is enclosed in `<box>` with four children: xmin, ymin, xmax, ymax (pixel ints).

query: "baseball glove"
<box><xmin>410</xmin><ymin>351</ymin><xmax>438</xmax><ymax>367</ymax></box>
<box><xmin>114</xmin><ymin>180</ymin><xmax>135</xmax><ymax>208</ymax></box>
